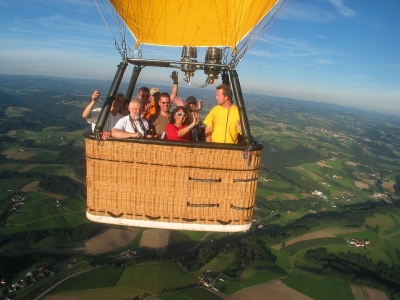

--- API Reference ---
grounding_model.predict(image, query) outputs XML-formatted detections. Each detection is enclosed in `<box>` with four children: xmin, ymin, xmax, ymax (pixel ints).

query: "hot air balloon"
<box><xmin>84</xmin><ymin>0</ymin><xmax>286</xmax><ymax>231</ymax></box>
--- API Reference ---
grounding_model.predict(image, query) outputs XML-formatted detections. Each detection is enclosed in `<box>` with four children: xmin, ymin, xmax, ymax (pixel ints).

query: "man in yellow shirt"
<box><xmin>203</xmin><ymin>84</ymin><xmax>242</xmax><ymax>143</ymax></box>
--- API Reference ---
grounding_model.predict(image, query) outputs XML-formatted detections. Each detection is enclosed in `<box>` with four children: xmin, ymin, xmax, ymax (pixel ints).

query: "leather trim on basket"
<box><xmin>188</xmin><ymin>177</ymin><xmax>222</xmax><ymax>182</ymax></box>
<box><xmin>187</xmin><ymin>202</ymin><xmax>219</xmax><ymax>208</ymax></box>
<box><xmin>230</xmin><ymin>204</ymin><xmax>254</xmax><ymax>211</ymax></box>
<box><xmin>107</xmin><ymin>212</ymin><xmax>124</xmax><ymax>218</ymax></box>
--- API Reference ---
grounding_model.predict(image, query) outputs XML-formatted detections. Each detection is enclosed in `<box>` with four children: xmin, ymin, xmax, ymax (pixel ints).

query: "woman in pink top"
<box><xmin>166</xmin><ymin>106</ymin><xmax>199</xmax><ymax>141</ymax></box>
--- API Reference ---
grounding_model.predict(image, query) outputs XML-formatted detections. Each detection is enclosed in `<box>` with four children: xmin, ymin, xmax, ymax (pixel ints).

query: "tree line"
<box><xmin>304</xmin><ymin>247</ymin><xmax>400</xmax><ymax>294</ymax></box>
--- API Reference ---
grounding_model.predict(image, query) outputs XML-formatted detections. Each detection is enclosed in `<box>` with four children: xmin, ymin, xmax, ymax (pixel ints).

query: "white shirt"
<box><xmin>113</xmin><ymin>115</ymin><xmax>150</xmax><ymax>135</ymax></box>
<box><xmin>86</xmin><ymin>107</ymin><xmax>123</xmax><ymax>132</ymax></box>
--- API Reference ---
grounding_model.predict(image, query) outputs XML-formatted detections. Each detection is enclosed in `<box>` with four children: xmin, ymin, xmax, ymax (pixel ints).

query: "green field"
<box><xmin>282</xmin><ymin>237</ymin><xmax>347</xmax><ymax>254</ymax></box>
<box><xmin>51</xmin><ymin>268</ymin><xmax>123</xmax><ymax>293</ymax></box>
<box><xmin>385</xmin><ymin>214</ymin><xmax>400</xmax><ymax>236</ymax></box>
<box><xmin>29</xmin><ymin>165</ymin><xmax>63</xmax><ymax>175</ymax></box>
<box><xmin>240</xmin><ymin>266</ymin><xmax>288</xmax><ymax>287</ymax></box>
<box><xmin>365</xmin><ymin>213</ymin><xmax>395</xmax><ymax>235</ymax></box>
<box><xmin>0</xmin><ymin>178</ymin><xmax>35</xmax><ymax>190</ymax></box>
<box><xmin>167</xmin><ymin>230</ymin><xmax>192</xmax><ymax>252</ymax></box>
<box><xmin>284</xmin><ymin>272</ymin><xmax>354</xmax><ymax>300</ymax></box>
<box><xmin>180</xmin><ymin>288</ymin><xmax>222</xmax><ymax>300</ymax></box>
<box><xmin>198</xmin><ymin>253</ymin><xmax>234</xmax><ymax>274</ymax></box>
<box><xmin>270</xmin><ymin>248</ymin><xmax>292</xmax><ymax>270</ymax></box>
<box><xmin>213</xmin><ymin>279</ymin><xmax>243</xmax><ymax>295</ymax></box>
<box><xmin>116</xmin><ymin>263</ymin><xmax>198</xmax><ymax>294</ymax></box>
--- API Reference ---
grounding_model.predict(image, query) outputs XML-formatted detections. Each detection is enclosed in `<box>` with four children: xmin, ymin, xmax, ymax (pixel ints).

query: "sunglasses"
<box><xmin>175</xmin><ymin>112</ymin><xmax>188</xmax><ymax>117</ymax></box>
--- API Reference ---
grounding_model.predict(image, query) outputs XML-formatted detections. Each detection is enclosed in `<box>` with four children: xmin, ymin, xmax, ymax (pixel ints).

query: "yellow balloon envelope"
<box><xmin>109</xmin><ymin>0</ymin><xmax>281</xmax><ymax>48</ymax></box>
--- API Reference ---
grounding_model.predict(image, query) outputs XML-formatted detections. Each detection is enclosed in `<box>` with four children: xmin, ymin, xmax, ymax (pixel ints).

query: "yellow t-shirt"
<box><xmin>203</xmin><ymin>104</ymin><xmax>240</xmax><ymax>143</ymax></box>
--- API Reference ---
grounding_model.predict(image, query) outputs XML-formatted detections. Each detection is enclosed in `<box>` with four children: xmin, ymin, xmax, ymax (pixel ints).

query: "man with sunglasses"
<box><xmin>146</xmin><ymin>71</ymin><xmax>179</xmax><ymax>118</ymax></box>
<box><xmin>148</xmin><ymin>92</ymin><xmax>173</xmax><ymax>138</ymax></box>
<box><xmin>82</xmin><ymin>90</ymin><xmax>124</xmax><ymax>140</ymax></box>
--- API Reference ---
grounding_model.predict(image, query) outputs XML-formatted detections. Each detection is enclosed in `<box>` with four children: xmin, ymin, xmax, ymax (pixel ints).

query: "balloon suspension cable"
<box><xmin>94</xmin><ymin>0</ymin><xmax>128</xmax><ymax>60</ymax></box>
<box><xmin>184</xmin><ymin>73</ymin><xmax>209</xmax><ymax>88</ymax></box>
<box><xmin>222</xmin><ymin>48</ymin><xmax>229</xmax><ymax>64</ymax></box>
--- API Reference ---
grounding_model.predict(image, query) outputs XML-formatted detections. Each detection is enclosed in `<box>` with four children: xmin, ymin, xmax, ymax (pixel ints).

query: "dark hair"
<box><xmin>138</xmin><ymin>87</ymin><xmax>150</xmax><ymax>94</ymax></box>
<box><xmin>169</xmin><ymin>106</ymin><xmax>189</xmax><ymax>124</ymax></box>
<box><xmin>159</xmin><ymin>92</ymin><xmax>171</xmax><ymax>101</ymax></box>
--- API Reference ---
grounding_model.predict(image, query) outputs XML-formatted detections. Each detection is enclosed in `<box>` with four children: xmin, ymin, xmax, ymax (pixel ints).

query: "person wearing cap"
<box><xmin>203</xmin><ymin>84</ymin><xmax>241</xmax><ymax>143</ymax></box>
<box><xmin>142</xmin><ymin>71</ymin><xmax>179</xmax><ymax>119</ymax></box>
<box><xmin>147</xmin><ymin>87</ymin><xmax>160</xmax><ymax>118</ymax></box>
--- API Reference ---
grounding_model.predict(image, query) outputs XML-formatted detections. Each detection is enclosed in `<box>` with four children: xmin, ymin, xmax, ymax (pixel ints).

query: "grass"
<box><xmin>239</xmin><ymin>266</ymin><xmax>288</xmax><ymax>287</ymax></box>
<box><xmin>160</xmin><ymin>293</ymin><xmax>195</xmax><ymax>300</ymax></box>
<box><xmin>365</xmin><ymin>213</ymin><xmax>395</xmax><ymax>236</ymax></box>
<box><xmin>284</xmin><ymin>271</ymin><xmax>354</xmax><ymax>300</ymax></box>
<box><xmin>385</xmin><ymin>214</ymin><xmax>400</xmax><ymax>236</ymax></box>
<box><xmin>389</xmin><ymin>235</ymin><xmax>400</xmax><ymax>249</ymax></box>
<box><xmin>181</xmin><ymin>288</ymin><xmax>222</xmax><ymax>300</ymax></box>
<box><xmin>256</xmin><ymin>187</ymin><xmax>275</xmax><ymax>198</ymax></box>
<box><xmin>270</xmin><ymin>248</ymin><xmax>292</xmax><ymax>270</ymax></box>
<box><xmin>50</xmin><ymin>287</ymin><xmax>143</xmax><ymax>300</ymax></box>
<box><xmin>179</xmin><ymin>230</ymin><xmax>208</xmax><ymax>241</ymax></box>
<box><xmin>197</xmin><ymin>253</ymin><xmax>234</xmax><ymax>274</ymax></box>
<box><xmin>117</xmin><ymin>263</ymin><xmax>198</xmax><ymax>295</ymax></box>
<box><xmin>32</xmin><ymin>236</ymin><xmax>67</xmax><ymax>248</ymax></box>
<box><xmin>27</xmin><ymin>151</ymin><xmax>58</xmax><ymax>162</ymax></box>
<box><xmin>28</xmin><ymin>165</ymin><xmax>62</xmax><ymax>175</ymax></box>
<box><xmin>0</xmin><ymin>240</ymin><xmax>30</xmax><ymax>251</ymax></box>
<box><xmin>168</xmin><ymin>230</ymin><xmax>192</xmax><ymax>252</ymax></box>
<box><xmin>51</xmin><ymin>268</ymin><xmax>123</xmax><ymax>293</ymax></box>
<box><xmin>282</xmin><ymin>237</ymin><xmax>347</xmax><ymax>254</ymax></box>
<box><xmin>213</xmin><ymin>279</ymin><xmax>243</xmax><ymax>295</ymax></box>
<box><xmin>279</xmin><ymin>210</ymin><xmax>309</xmax><ymax>223</ymax></box>
<box><xmin>0</xmin><ymin>178</ymin><xmax>36</xmax><ymax>190</ymax></box>
<box><xmin>380</xmin><ymin>239</ymin><xmax>399</xmax><ymax>265</ymax></box>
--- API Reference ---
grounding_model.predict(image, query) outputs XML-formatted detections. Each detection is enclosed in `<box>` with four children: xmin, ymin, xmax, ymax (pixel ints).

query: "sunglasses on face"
<box><xmin>175</xmin><ymin>112</ymin><xmax>188</xmax><ymax>118</ymax></box>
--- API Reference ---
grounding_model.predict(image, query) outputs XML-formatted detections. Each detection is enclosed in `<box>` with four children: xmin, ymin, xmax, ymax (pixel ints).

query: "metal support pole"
<box><xmin>221</xmin><ymin>71</ymin><xmax>230</xmax><ymax>86</ymax></box>
<box><xmin>125</xmin><ymin>66</ymin><xmax>142</xmax><ymax>101</ymax></box>
<box><xmin>229</xmin><ymin>70</ymin><xmax>252</xmax><ymax>144</ymax></box>
<box><xmin>94</xmin><ymin>61</ymin><xmax>128</xmax><ymax>134</ymax></box>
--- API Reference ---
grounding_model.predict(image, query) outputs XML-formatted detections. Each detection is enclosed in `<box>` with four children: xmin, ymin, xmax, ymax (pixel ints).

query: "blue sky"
<box><xmin>0</xmin><ymin>0</ymin><xmax>399</xmax><ymax>116</ymax></box>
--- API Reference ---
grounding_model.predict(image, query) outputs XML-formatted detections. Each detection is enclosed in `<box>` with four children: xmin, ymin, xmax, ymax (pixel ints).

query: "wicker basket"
<box><xmin>85</xmin><ymin>135</ymin><xmax>262</xmax><ymax>232</ymax></box>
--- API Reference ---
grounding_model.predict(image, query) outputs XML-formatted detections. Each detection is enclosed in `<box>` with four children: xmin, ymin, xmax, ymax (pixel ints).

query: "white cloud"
<box><xmin>279</xmin><ymin>3</ymin><xmax>336</xmax><ymax>23</ymax></box>
<box><xmin>327</xmin><ymin>0</ymin><xmax>356</xmax><ymax>18</ymax></box>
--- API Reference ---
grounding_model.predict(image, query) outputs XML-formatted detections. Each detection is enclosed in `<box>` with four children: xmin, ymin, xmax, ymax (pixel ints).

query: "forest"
<box><xmin>304</xmin><ymin>247</ymin><xmax>400</xmax><ymax>293</ymax></box>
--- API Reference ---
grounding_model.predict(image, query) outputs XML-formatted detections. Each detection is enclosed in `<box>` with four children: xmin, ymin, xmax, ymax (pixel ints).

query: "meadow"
<box><xmin>284</xmin><ymin>272</ymin><xmax>354</xmax><ymax>300</ymax></box>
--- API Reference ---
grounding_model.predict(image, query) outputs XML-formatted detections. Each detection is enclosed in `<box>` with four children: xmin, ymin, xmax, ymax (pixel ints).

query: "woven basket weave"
<box><xmin>85</xmin><ymin>137</ymin><xmax>262</xmax><ymax>231</ymax></box>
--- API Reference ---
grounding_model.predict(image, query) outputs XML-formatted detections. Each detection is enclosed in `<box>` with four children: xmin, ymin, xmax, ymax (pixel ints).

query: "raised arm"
<box><xmin>82</xmin><ymin>90</ymin><xmax>100</xmax><ymax>119</ymax></box>
<box><xmin>170</xmin><ymin>71</ymin><xmax>179</xmax><ymax>99</ymax></box>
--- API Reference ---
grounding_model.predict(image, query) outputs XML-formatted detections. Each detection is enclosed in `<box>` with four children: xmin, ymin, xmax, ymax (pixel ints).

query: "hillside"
<box><xmin>0</xmin><ymin>74</ymin><xmax>400</xmax><ymax>300</ymax></box>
